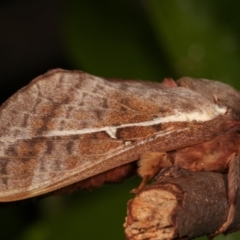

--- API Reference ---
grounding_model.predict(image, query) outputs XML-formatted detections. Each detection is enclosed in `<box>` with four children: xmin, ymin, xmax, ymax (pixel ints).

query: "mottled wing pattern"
<box><xmin>0</xmin><ymin>69</ymin><xmax>235</xmax><ymax>201</ymax></box>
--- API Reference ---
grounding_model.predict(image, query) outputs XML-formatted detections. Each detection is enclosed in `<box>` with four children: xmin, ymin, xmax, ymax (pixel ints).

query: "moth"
<box><xmin>0</xmin><ymin>69</ymin><xmax>240</xmax><ymax>235</ymax></box>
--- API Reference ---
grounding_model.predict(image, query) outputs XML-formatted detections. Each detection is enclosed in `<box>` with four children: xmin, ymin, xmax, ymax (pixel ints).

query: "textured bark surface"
<box><xmin>124</xmin><ymin>166</ymin><xmax>240</xmax><ymax>240</ymax></box>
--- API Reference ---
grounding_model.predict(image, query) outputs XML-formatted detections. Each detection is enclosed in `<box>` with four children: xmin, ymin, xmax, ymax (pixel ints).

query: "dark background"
<box><xmin>1</xmin><ymin>1</ymin><xmax>240</xmax><ymax>239</ymax></box>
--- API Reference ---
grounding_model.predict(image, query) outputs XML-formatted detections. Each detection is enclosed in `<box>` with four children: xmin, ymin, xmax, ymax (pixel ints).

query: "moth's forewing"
<box><xmin>0</xmin><ymin>69</ymin><xmax>236</xmax><ymax>201</ymax></box>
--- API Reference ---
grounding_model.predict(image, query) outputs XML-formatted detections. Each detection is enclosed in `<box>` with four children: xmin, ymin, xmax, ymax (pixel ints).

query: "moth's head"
<box><xmin>177</xmin><ymin>77</ymin><xmax>240</xmax><ymax>119</ymax></box>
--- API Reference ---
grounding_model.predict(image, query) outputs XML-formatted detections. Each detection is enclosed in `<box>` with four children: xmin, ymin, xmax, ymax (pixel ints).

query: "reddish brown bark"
<box><xmin>124</xmin><ymin>166</ymin><xmax>240</xmax><ymax>240</ymax></box>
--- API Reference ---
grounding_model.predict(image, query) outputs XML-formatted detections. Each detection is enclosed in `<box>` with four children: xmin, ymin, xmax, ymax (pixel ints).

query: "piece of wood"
<box><xmin>124</xmin><ymin>166</ymin><xmax>240</xmax><ymax>240</ymax></box>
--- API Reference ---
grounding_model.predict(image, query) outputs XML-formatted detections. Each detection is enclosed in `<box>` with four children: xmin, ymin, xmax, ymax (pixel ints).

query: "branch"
<box><xmin>124</xmin><ymin>166</ymin><xmax>240</xmax><ymax>240</ymax></box>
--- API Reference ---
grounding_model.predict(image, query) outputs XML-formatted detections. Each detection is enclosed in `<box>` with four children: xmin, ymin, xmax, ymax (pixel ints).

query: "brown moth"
<box><xmin>0</xmin><ymin>69</ymin><xmax>240</xmax><ymax>235</ymax></box>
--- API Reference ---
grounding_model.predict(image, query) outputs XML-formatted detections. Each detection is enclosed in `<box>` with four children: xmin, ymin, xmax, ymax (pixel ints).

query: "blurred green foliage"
<box><xmin>62</xmin><ymin>0</ymin><xmax>240</xmax><ymax>89</ymax></box>
<box><xmin>2</xmin><ymin>0</ymin><xmax>240</xmax><ymax>240</ymax></box>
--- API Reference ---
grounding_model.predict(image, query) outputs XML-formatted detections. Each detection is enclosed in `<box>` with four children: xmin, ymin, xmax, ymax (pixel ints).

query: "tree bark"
<box><xmin>124</xmin><ymin>166</ymin><xmax>240</xmax><ymax>240</ymax></box>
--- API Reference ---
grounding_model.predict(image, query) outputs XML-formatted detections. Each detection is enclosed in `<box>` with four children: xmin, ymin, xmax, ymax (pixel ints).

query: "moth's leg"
<box><xmin>131</xmin><ymin>152</ymin><xmax>172</xmax><ymax>194</ymax></box>
<box><xmin>211</xmin><ymin>153</ymin><xmax>239</xmax><ymax>238</ymax></box>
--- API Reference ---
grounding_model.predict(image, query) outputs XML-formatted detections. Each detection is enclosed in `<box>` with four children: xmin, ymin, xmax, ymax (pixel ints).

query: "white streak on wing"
<box><xmin>215</xmin><ymin>105</ymin><xmax>228</xmax><ymax>114</ymax></box>
<box><xmin>45</xmin><ymin>107</ymin><xmax>227</xmax><ymax>138</ymax></box>
<box><xmin>105</xmin><ymin>127</ymin><xmax>117</xmax><ymax>139</ymax></box>
<box><xmin>124</xmin><ymin>141</ymin><xmax>132</xmax><ymax>146</ymax></box>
